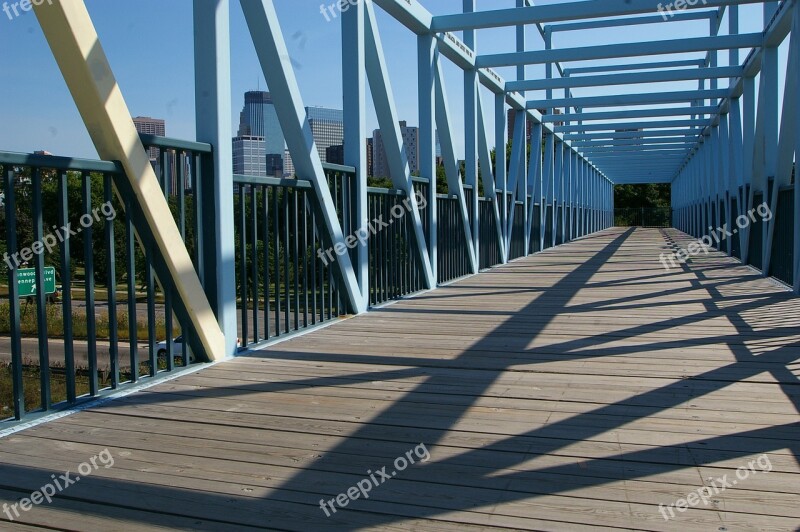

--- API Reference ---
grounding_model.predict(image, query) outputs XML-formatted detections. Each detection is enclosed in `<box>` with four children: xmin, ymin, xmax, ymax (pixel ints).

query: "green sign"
<box><xmin>17</xmin><ymin>267</ymin><xmax>56</xmax><ymax>298</ymax></box>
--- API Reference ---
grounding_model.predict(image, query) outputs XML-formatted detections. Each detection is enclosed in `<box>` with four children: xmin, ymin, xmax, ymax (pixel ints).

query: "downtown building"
<box><xmin>283</xmin><ymin>106</ymin><xmax>344</xmax><ymax>177</ymax></box>
<box><xmin>507</xmin><ymin>108</ymin><xmax>563</xmax><ymax>144</ymax></box>
<box><xmin>133</xmin><ymin>116</ymin><xmax>166</xmax><ymax>160</ymax></box>
<box><xmin>324</xmin><ymin>138</ymin><xmax>374</xmax><ymax>178</ymax></box>
<box><xmin>133</xmin><ymin>116</ymin><xmax>190</xmax><ymax>196</ymax></box>
<box><xmin>372</xmin><ymin>121</ymin><xmax>440</xmax><ymax>179</ymax></box>
<box><xmin>233</xmin><ymin>136</ymin><xmax>268</xmax><ymax>177</ymax></box>
<box><xmin>237</xmin><ymin>91</ymin><xmax>285</xmax><ymax>175</ymax></box>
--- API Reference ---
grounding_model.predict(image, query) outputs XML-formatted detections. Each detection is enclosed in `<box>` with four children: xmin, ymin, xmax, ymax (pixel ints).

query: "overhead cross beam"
<box><xmin>556</xmin><ymin>120</ymin><xmax>708</xmax><ymax>133</ymax></box>
<box><xmin>549</xmin><ymin>10</ymin><xmax>715</xmax><ymax>32</ymax></box>
<box><xmin>479</xmin><ymin>34</ymin><xmax>763</xmax><ymax>68</ymax></box>
<box><xmin>509</xmin><ymin>66</ymin><xmax>743</xmax><ymax>92</ymax></box>
<box><xmin>528</xmin><ymin>89</ymin><xmax>730</xmax><ymax>109</ymax></box>
<box><xmin>431</xmin><ymin>0</ymin><xmax>767</xmax><ymax>32</ymax></box>
<box><xmin>543</xmin><ymin>107</ymin><xmax>720</xmax><ymax>122</ymax></box>
<box><xmin>564</xmin><ymin>59</ymin><xmax>707</xmax><ymax>75</ymax></box>
<box><xmin>565</xmin><ymin>129</ymin><xmax>704</xmax><ymax>140</ymax></box>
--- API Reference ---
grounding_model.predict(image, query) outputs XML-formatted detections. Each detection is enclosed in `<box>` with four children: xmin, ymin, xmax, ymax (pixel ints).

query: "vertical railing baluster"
<box><xmin>145</xmin><ymin>241</ymin><xmax>157</xmax><ymax>377</ymax></box>
<box><xmin>302</xmin><ymin>191</ymin><xmax>309</xmax><ymax>328</ymax></box>
<box><xmin>159</xmin><ymin>148</ymin><xmax>175</xmax><ymax>370</ymax></box>
<box><xmin>178</xmin><ymin>151</ymin><xmax>187</xmax><ymax>239</ymax></box>
<box><xmin>82</xmin><ymin>172</ymin><xmax>98</xmax><ymax>395</ymax></box>
<box><xmin>193</xmin><ymin>153</ymin><xmax>204</xmax><ymax>277</ymax></box>
<box><xmin>273</xmin><ymin>187</ymin><xmax>281</xmax><ymax>336</ymax></box>
<box><xmin>311</xmin><ymin>207</ymin><xmax>318</xmax><ymax>325</ymax></box>
<box><xmin>368</xmin><ymin>195</ymin><xmax>374</xmax><ymax>305</ymax></box>
<box><xmin>164</xmin><ymin>287</ymin><xmax>174</xmax><ymax>371</ymax></box>
<box><xmin>239</xmin><ymin>186</ymin><xmax>248</xmax><ymax>346</ymax></box>
<box><xmin>104</xmin><ymin>174</ymin><xmax>119</xmax><ymax>388</ymax></box>
<box><xmin>32</xmin><ymin>168</ymin><xmax>51</xmax><ymax>409</ymax></box>
<box><xmin>283</xmin><ymin>188</ymin><xmax>290</xmax><ymax>333</ymax></box>
<box><xmin>264</xmin><ymin>185</ymin><xmax>271</xmax><ymax>340</ymax></box>
<box><xmin>125</xmin><ymin>195</ymin><xmax>138</xmax><ymax>382</ymax></box>
<box><xmin>4</xmin><ymin>167</ymin><xmax>24</xmax><ymax>419</ymax></box>
<box><xmin>250</xmin><ymin>186</ymin><xmax>259</xmax><ymax>343</ymax></box>
<box><xmin>293</xmin><ymin>190</ymin><xmax>300</xmax><ymax>331</ymax></box>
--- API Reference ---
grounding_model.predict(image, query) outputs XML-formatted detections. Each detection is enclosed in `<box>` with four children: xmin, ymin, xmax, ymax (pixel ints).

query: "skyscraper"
<box><xmin>325</xmin><ymin>144</ymin><xmax>345</xmax><ymax>166</ymax></box>
<box><xmin>133</xmin><ymin>116</ymin><xmax>166</xmax><ymax>159</ymax></box>
<box><xmin>306</xmin><ymin>107</ymin><xmax>344</xmax><ymax>162</ymax></box>
<box><xmin>233</xmin><ymin>136</ymin><xmax>268</xmax><ymax>177</ymax></box>
<box><xmin>283</xmin><ymin>106</ymin><xmax>345</xmax><ymax>176</ymax></box>
<box><xmin>507</xmin><ymin>109</ymin><xmax>533</xmax><ymax>144</ymax></box>
<box><xmin>283</xmin><ymin>148</ymin><xmax>296</xmax><ymax>177</ymax></box>
<box><xmin>366</xmin><ymin>138</ymin><xmax>374</xmax><ymax>178</ymax></box>
<box><xmin>372</xmin><ymin>121</ymin><xmax>439</xmax><ymax>179</ymax></box>
<box><xmin>238</xmin><ymin>91</ymin><xmax>285</xmax><ymax>172</ymax></box>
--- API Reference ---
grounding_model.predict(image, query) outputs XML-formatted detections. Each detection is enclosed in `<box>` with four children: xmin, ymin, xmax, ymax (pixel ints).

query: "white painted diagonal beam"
<box><xmin>34</xmin><ymin>0</ymin><xmax>225</xmax><ymax>360</ymax></box>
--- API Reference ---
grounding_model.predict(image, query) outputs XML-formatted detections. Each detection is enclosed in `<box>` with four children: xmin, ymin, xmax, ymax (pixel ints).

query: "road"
<box><xmin>0</xmin><ymin>337</ymin><xmax>163</xmax><ymax>370</ymax></box>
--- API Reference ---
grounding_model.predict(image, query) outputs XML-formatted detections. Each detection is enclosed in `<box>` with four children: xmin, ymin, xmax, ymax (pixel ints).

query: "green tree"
<box><xmin>614</xmin><ymin>184</ymin><xmax>671</xmax><ymax>209</ymax></box>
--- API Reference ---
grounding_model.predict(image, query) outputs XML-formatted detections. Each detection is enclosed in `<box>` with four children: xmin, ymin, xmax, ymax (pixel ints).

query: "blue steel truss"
<box><xmin>0</xmin><ymin>0</ymin><xmax>794</xmax><ymax>429</ymax></box>
<box><xmin>23</xmin><ymin>0</ymin><xmax>800</xmax><ymax>360</ymax></box>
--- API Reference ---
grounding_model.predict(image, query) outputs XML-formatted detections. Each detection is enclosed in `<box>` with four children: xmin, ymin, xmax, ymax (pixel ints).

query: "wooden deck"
<box><xmin>0</xmin><ymin>227</ymin><xmax>798</xmax><ymax>531</ymax></box>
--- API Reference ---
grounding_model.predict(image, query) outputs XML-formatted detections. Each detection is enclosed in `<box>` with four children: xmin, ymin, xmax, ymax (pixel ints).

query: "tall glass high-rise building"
<box><xmin>238</xmin><ymin>91</ymin><xmax>285</xmax><ymax>159</ymax></box>
<box><xmin>306</xmin><ymin>106</ymin><xmax>344</xmax><ymax>161</ymax></box>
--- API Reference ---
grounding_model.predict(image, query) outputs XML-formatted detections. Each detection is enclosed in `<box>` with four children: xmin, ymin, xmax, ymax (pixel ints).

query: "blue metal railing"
<box><xmin>769</xmin><ymin>186</ymin><xmax>794</xmax><ymax>286</ymax></box>
<box><xmin>0</xmin><ymin>136</ymin><xmax>214</xmax><ymax>425</ymax></box>
<box><xmin>233</xmin><ymin>173</ymin><xmax>348</xmax><ymax>349</ymax></box>
<box><xmin>508</xmin><ymin>201</ymin><xmax>526</xmax><ymax>260</ymax></box>
<box><xmin>614</xmin><ymin>207</ymin><xmax>672</xmax><ymax>228</ymax></box>
<box><xmin>478</xmin><ymin>197</ymin><xmax>502</xmax><ymax>270</ymax></box>
<box><xmin>437</xmin><ymin>193</ymin><xmax>472</xmax><ymax>284</ymax></box>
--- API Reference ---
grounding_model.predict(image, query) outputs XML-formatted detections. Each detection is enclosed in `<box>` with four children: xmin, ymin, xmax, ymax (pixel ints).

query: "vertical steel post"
<box><xmin>343</xmin><ymin>0</ymin><xmax>369</xmax><ymax>308</ymax></box>
<box><xmin>194</xmin><ymin>0</ymin><xmax>238</xmax><ymax>357</ymax></box>
<box><xmin>496</xmin><ymin>93</ymin><xmax>508</xmax><ymax>257</ymax></box>
<box><xmin>464</xmin><ymin>0</ymin><xmax>480</xmax><ymax>261</ymax></box>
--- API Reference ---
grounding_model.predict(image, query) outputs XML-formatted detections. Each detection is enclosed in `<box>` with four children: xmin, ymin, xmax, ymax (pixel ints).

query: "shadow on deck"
<box><xmin>0</xmin><ymin>228</ymin><xmax>798</xmax><ymax>531</ymax></box>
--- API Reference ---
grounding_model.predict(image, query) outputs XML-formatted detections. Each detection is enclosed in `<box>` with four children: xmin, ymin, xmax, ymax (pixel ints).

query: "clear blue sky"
<box><xmin>0</xmin><ymin>1</ymin><xmax>783</xmax><ymax>160</ymax></box>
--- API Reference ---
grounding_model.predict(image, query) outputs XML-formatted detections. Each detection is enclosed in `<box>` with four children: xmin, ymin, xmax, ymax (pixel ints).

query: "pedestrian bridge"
<box><xmin>1</xmin><ymin>0</ymin><xmax>799</xmax><ymax>530</ymax></box>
